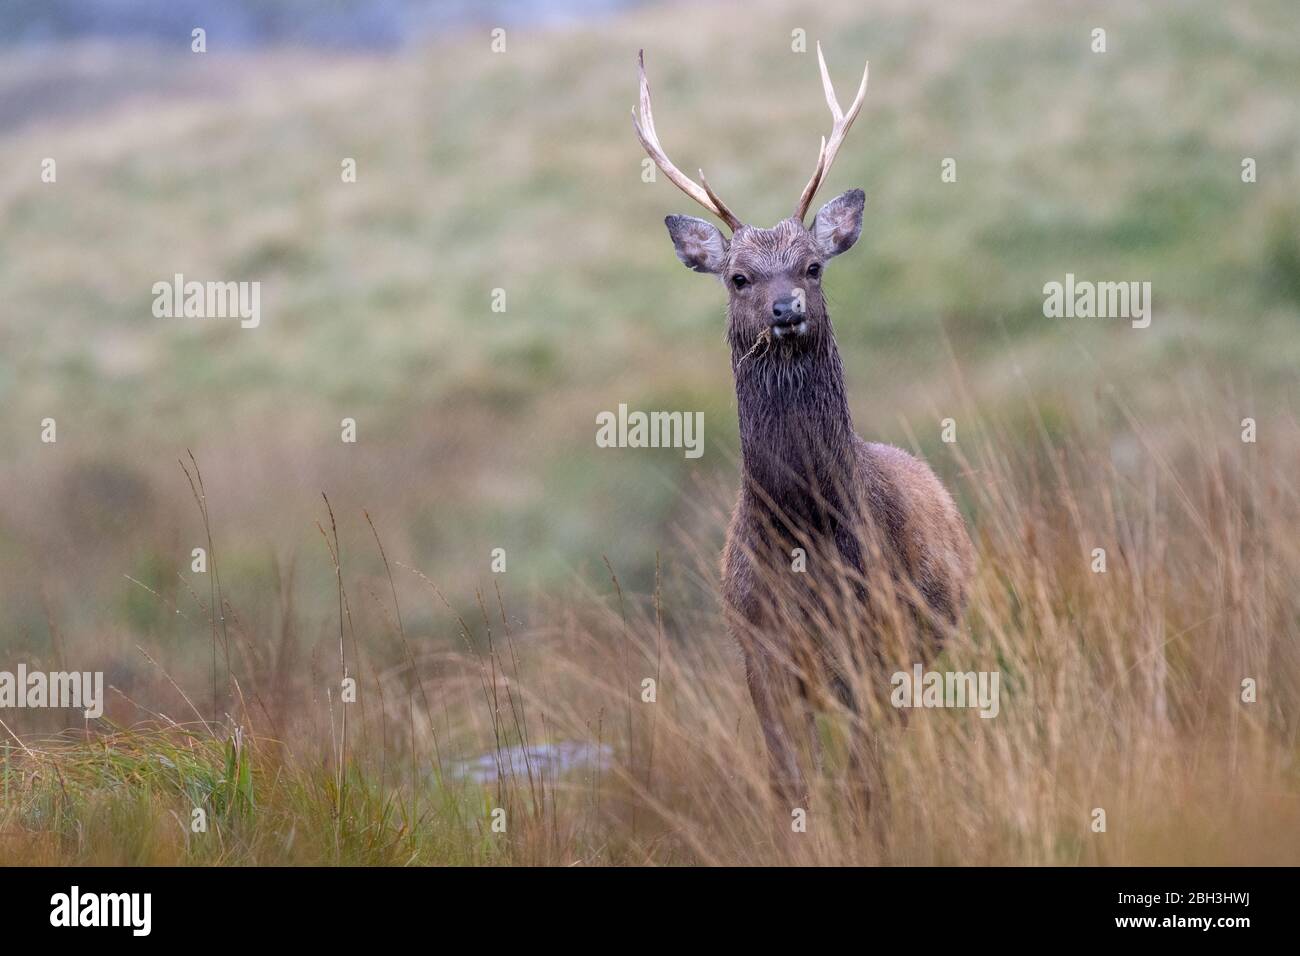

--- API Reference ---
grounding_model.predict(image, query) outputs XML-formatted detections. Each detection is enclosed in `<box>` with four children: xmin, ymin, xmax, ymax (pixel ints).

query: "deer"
<box><xmin>633</xmin><ymin>47</ymin><xmax>974</xmax><ymax>812</ymax></box>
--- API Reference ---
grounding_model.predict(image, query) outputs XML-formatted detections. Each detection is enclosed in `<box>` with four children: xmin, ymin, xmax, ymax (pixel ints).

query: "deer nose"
<box><xmin>771</xmin><ymin>295</ymin><xmax>800</xmax><ymax>324</ymax></box>
<box><xmin>769</xmin><ymin>294</ymin><xmax>809</xmax><ymax>338</ymax></box>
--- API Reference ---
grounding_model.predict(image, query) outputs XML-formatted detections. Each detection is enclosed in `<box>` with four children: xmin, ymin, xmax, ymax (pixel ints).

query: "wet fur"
<box><xmin>710</xmin><ymin>216</ymin><xmax>974</xmax><ymax>802</ymax></box>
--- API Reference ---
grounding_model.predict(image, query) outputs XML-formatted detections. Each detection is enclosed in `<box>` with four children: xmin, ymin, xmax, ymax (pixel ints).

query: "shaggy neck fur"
<box><xmin>730</xmin><ymin>319</ymin><xmax>859</xmax><ymax>538</ymax></box>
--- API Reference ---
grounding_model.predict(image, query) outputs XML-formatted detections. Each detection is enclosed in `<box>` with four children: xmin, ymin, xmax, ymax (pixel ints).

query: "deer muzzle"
<box><xmin>770</xmin><ymin>294</ymin><xmax>809</xmax><ymax>338</ymax></box>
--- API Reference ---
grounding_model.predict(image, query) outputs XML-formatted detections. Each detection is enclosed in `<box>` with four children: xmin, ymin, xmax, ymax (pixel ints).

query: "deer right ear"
<box><xmin>665</xmin><ymin>215</ymin><xmax>727</xmax><ymax>274</ymax></box>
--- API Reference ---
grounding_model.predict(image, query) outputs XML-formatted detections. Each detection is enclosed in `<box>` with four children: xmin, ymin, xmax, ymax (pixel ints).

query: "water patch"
<box><xmin>450</xmin><ymin>742</ymin><xmax>613</xmax><ymax>784</ymax></box>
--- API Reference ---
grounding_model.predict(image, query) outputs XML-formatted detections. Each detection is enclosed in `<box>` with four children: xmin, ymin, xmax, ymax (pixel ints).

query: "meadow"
<box><xmin>0</xmin><ymin>0</ymin><xmax>1298</xmax><ymax>864</ymax></box>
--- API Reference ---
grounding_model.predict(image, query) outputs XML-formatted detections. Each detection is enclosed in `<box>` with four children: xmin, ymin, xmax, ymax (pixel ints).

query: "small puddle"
<box><xmin>450</xmin><ymin>742</ymin><xmax>614</xmax><ymax>784</ymax></box>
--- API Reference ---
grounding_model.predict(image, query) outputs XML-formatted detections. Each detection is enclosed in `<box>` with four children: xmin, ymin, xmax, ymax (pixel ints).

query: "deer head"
<box><xmin>633</xmin><ymin>46</ymin><xmax>869</xmax><ymax>367</ymax></box>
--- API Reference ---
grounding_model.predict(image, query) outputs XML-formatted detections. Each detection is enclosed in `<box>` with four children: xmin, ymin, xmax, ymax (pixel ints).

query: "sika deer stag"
<box><xmin>633</xmin><ymin>47</ymin><xmax>974</xmax><ymax>809</ymax></box>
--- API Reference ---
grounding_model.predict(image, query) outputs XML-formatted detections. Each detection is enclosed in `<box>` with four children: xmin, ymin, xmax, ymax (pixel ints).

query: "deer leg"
<box><xmin>833</xmin><ymin>670</ymin><xmax>891</xmax><ymax>841</ymax></box>
<box><xmin>805</xmin><ymin>703</ymin><xmax>824</xmax><ymax>776</ymax></box>
<box><xmin>744</xmin><ymin>652</ymin><xmax>808</xmax><ymax>809</ymax></box>
<box><xmin>794</xmin><ymin>674</ymin><xmax>826</xmax><ymax>779</ymax></box>
<box><xmin>845</xmin><ymin>724</ymin><xmax>887</xmax><ymax>818</ymax></box>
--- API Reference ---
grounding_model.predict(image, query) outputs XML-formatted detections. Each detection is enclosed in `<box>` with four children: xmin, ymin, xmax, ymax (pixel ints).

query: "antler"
<box><xmin>632</xmin><ymin>50</ymin><xmax>744</xmax><ymax>232</ymax></box>
<box><xmin>793</xmin><ymin>42</ymin><xmax>869</xmax><ymax>223</ymax></box>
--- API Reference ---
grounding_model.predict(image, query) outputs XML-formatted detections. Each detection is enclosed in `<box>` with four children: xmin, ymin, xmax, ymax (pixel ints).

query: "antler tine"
<box><xmin>633</xmin><ymin>50</ymin><xmax>744</xmax><ymax>232</ymax></box>
<box><xmin>794</xmin><ymin>42</ymin><xmax>869</xmax><ymax>223</ymax></box>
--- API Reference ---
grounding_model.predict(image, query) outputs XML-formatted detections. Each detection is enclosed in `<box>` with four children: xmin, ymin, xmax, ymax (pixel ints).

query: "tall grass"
<box><xmin>3</xmin><ymin>382</ymin><xmax>1297</xmax><ymax>865</ymax></box>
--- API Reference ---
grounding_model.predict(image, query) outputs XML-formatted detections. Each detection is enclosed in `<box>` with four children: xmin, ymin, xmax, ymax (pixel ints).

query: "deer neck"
<box><xmin>732</xmin><ymin>326</ymin><xmax>858</xmax><ymax>526</ymax></box>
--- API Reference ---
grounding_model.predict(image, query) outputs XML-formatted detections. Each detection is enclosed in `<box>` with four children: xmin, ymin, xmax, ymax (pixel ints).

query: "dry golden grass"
<box><xmin>3</xmin><ymin>380</ymin><xmax>1297</xmax><ymax>866</ymax></box>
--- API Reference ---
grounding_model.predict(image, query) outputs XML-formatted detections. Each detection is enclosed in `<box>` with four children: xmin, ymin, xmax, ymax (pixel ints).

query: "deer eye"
<box><xmin>807</xmin><ymin>263</ymin><xmax>822</xmax><ymax>278</ymax></box>
<box><xmin>731</xmin><ymin>274</ymin><xmax>749</xmax><ymax>290</ymax></box>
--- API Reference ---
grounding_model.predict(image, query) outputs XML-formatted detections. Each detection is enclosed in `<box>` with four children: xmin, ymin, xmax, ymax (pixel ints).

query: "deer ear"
<box><xmin>665</xmin><ymin>215</ymin><xmax>727</xmax><ymax>274</ymax></box>
<box><xmin>811</xmin><ymin>188</ymin><xmax>865</xmax><ymax>259</ymax></box>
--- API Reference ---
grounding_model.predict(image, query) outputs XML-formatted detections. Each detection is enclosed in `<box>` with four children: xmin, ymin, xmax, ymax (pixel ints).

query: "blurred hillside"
<box><xmin>0</xmin><ymin>0</ymin><xmax>1297</xmax><ymax>676</ymax></box>
<box><xmin>0</xmin><ymin>0</ymin><xmax>640</xmax><ymax>49</ymax></box>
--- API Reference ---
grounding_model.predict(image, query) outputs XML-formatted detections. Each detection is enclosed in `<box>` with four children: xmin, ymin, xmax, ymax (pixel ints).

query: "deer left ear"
<box><xmin>811</xmin><ymin>188</ymin><xmax>865</xmax><ymax>259</ymax></box>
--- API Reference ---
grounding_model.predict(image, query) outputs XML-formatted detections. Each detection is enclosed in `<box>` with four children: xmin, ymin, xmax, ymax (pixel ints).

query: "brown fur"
<box><xmin>639</xmin><ymin>45</ymin><xmax>971</xmax><ymax>810</ymax></box>
<box><xmin>665</xmin><ymin>209</ymin><xmax>974</xmax><ymax>806</ymax></box>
